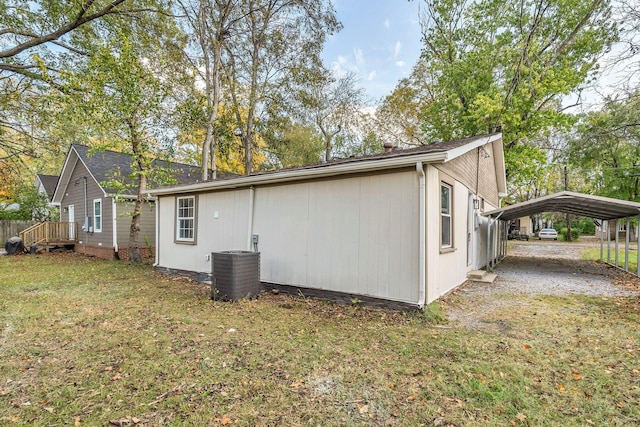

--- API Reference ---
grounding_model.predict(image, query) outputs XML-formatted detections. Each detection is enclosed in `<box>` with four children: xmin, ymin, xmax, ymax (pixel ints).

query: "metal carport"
<box><xmin>484</xmin><ymin>191</ymin><xmax>640</xmax><ymax>277</ymax></box>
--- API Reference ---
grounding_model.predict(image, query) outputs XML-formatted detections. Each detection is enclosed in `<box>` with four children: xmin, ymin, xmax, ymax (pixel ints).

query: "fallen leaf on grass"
<box><xmin>214</xmin><ymin>415</ymin><xmax>233</xmax><ymax>425</ymax></box>
<box><xmin>44</xmin><ymin>407</ymin><xmax>54</xmax><ymax>413</ymax></box>
<box><xmin>557</xmin><ymin>384</ymin><xmax>566</xmax><ymax>392</ymax></box>
<box><xmin>358</xmin><ymin>404</ymin><xmax>368</xmax><ymax>414</ymax></box>
<box><xmin>290</xmin><ymin>380</ymin><xmax>304</xmax><ymax>388</ymax></box>
<box><xmin>523</xmin><ymin>344</ymin><xmax>532</xmax><ymax>350</ymax></box>
<box><xmin>516</xmin><ymin>413</ymin><xmax>527</xmax><ymax>421</ymax></box>
<box><xmin>75</xmin><ymin>417</ymin><xmax>81</xmax><ymax>426</ymax></box>
<box><xmin>586</xmin><ymin>419</ymin><xmax>594</xmax><ymax>425</ymax></box>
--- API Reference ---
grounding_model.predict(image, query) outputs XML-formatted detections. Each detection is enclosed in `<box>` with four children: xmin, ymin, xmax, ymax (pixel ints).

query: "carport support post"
<box><xmin>625</xmin><ymin>217</ymin><xmax>630</xmax><ymax>272</ymax></box>
<box><xmin>607</xmin><ymin>221</ymin><xmax>611</xmax><ymax>263</ymax></box>
<box><xmin>615</xmin><ymin>219</ymin><xmax>619</xmax><ymax>268</ymax></box>
<box><xmin>637</xmin><ymin>215</ymin><xmax>640</xmax><ymax>277</ymax></box>
<box><xmin>599</xmin><ymin>219</ymin><xmax>603</xmax><ymax>262</ymax></box>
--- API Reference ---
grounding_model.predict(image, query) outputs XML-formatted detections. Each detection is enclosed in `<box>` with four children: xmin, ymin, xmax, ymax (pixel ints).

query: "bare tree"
<box><xmin>295</xmin><ymin>71</ymin><xmax>367</xmax><ymax>161</ymax></box>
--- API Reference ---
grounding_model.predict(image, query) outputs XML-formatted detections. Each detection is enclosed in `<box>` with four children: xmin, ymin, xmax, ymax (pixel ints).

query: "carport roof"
<box><xmin>485</xmin><ymin>191</ymin><xmax>640</xmax><ymax>221</ymax></box>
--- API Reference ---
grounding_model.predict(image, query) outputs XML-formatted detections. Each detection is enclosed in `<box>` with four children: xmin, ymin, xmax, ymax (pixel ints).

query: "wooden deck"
<box><xmin>20</xmin><ymin>222</ymin><xmax>78</xmax><ymax>251</ymax></box>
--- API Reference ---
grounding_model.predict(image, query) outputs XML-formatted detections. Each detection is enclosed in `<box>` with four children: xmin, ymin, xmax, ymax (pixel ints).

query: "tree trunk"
<box><xmin>324</xmin><ymin>135</ymin><xmax>332</xmax><ymax>162</ymax></box>
<box><xmin>128</xmin><ymin>125</ymin><xmax>146</xmax><ymax>263</ymax></box>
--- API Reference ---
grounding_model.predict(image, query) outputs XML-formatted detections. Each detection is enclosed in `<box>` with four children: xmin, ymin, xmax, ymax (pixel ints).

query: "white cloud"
<box><xmin>393</xmin><ymin>41</ymin><xmax>402</xmax><ymax>58</ymax></box>
<box><xmin>384</xmin><ymin>19</ymin><xmax>390</xmax><ymax>29</ymax></box>
<box><xmin>354</xmin><ymin>48</ymin><xmax>365</xmax><ymax>66</ymax></box>
<box><xmin>330</xmin><ymin>54</ymin><xmax>360</xmax><ymax>78</ymax></box>
<box><xmin>395</xmin><ymin>61</ymin><xmax>406</xmax><ymax>67</ymax></box>
<box><xmin>367</xmin><ymin>71</ymin><xmax>376</xmax><ymax>81</ymax></box>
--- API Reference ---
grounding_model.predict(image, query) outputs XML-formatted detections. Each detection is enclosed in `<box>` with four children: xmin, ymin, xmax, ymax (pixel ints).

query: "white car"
<box><xmin>539</xmin><ymin>228</ymin><xmax>558</xmax><ymax>240</ymax></box>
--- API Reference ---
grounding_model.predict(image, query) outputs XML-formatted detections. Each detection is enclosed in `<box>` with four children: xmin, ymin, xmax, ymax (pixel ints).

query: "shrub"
<box><xmin>559</xmin><ymin>227</ymin><xmax>581</xmax><ymax>241</ymax></box>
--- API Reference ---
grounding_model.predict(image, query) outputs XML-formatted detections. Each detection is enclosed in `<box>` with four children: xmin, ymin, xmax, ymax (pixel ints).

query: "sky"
<box><xmin>321</xmin><ymin>0</ymin><xmax>423</xmax><ymax>105</ymax></box>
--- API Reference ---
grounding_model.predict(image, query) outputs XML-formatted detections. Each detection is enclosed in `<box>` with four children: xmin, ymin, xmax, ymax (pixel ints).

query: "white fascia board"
<box><xmin>52</xmin><ymin>146</ymin><xmax>109</xmax><ymax>202</ymax></box>
<box><xmin>149</xmin><ymin>151</ymin><xmax>449</xmax><ymax>196</ymax></box>
<box><xmin>442</xmin><ymin>134</ymin><xmax>503</xmax><ymax>163</ymax></box>
<box><xmin>52</xmin><ymin>151</ymin><xmax>78</xmax><ymax>203</ymax></box>
<box><xmin>108</xmin><ymin>193</ymin><xmax>158</xmax><ymax>202</ymax></box>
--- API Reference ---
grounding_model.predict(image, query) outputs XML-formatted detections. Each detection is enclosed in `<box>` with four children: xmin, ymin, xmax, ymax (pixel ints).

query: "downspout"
<box><xmin>153</xmin><ymin>195</ymin><xmax>159</xmax><ymax>267</ymax></box>
<box><xmin>416</xmin><ymin>162</ymin><xmax>426</xmax><ymax>309</ymax></box>
<box><xmin>247</xmin><ymin>186</ymin><xmax>255</xmax><ymax>251</ymax></box>
<box><xmin>112</xmin><ymin>198</ymin><xmax>118</xmax><ymax>254</ymax></box>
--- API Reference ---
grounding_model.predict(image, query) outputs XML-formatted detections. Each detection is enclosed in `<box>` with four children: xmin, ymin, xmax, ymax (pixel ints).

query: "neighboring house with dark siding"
<box><xmin>35</xmin><ymin>174</ymin><xmax>59</xmax><ymax>202</ymax></box>
<box><xmin>51</xmin><ymin>145</ymin><xmax>204</xmax><ymax>260</ymax></box>
<box><xmin>34</xmin><ymin>174</ymin><xmax>60</xmax><ymax>220</ymax></box>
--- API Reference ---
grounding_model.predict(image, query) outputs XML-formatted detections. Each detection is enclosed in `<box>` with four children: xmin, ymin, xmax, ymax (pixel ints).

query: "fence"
<box><xmin>1</xmin><ymin>220</ymin><xmax>37</xmax><ymax>246</ymax></box>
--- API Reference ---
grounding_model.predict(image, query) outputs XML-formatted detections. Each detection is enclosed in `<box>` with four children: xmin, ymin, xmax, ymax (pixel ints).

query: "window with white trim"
<box><xmin>93</xmin><ymin>199</ymin><xmax>102</xmax><ymax>232</ymax></box>
<box><xmin>441</xmin><ymin>183</ymin><xmax>452</xmax><ymax>248</ymax></box>
<box><xmin>176</xmin><ymin>196</ymin><xmax>196</xmax><ymax>243</ymax></box>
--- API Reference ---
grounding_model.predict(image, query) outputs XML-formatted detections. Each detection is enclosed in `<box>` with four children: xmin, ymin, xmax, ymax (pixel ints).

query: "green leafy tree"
<box><xmin>568</xmin><ymin>91</ymin><xmax>640</xmax><ymax>201</ymax></box>
<box><xmin>396</xmin><ymin>0</ymin><xmax>618</xmax><ymax>198</ymax></box>
<box><xmin>0</xmin><ymin>181</ymin><xmax>57</xmax><ymax>221</ymax></box>
<box><xmin>177</xmin><ymin>0</ymin><xmax>242</xmax><ymax>180</ymax></box>
<box><xmin>261</xmin><ymin>119</ymin><xmax>323</xmax><ymax>168</ymax></box>
<box><xmin>65</xmin><ymin>35</ymin><xmax>179</xmax><ymax>262</ymax></box>
<box><xmin>223</xmin><ymin>0</ymin><xmax>341</xmax><ymax>174</ymax></box>
<box><xmin>0</xmin><ymin>0</ymin><xmax>178</xmax><ymax>187</ymax></box>
<box><xmin>375</xmin><ymin>60</ymin><xmax>434</xmax><ymax>147</ymax></box>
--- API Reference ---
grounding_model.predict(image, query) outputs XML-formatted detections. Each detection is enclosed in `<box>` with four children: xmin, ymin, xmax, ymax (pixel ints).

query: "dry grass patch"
<box><xmin>1</xmin><ymin>253</ymin><xmax>639</xmax><ymax>426</ymax></box>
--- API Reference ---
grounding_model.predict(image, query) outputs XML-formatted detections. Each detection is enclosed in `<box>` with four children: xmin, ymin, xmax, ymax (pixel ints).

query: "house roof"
<box><xmin>36</xmin><ymin>174</ymin><xmax>59</xmax><ymax>201</ymax></box>
<box><xmin>149</xmin><ymin>133</ymin><xmax>506</xmax><ymax>196</ymax></box>
<box><xmin>52</xmin><ymin>145</ymin><xmax>210</xmax><ymax>203</ymax></box>
<box><xmin>485</xmin><ymin>191</ymin><xmax>640</xmax><ymax>221</ymax></box>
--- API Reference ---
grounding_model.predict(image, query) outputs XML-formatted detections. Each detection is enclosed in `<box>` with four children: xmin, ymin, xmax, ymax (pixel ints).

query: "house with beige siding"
<box><xmin>150</xmin><ymin>133</ymin><xmax>507</xmax><ymax>308</ymax></box>
<box><xmin>51</xmin><ymin>145</ymin><xmax>202</xmax><ymax>260</ymax></box>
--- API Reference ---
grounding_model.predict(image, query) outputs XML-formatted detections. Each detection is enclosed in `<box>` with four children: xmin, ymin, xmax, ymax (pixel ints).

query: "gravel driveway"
<box><xmin>447</xmin><ymin>239</ymin><xmax>640</xmax><ymax>329</ymax></box>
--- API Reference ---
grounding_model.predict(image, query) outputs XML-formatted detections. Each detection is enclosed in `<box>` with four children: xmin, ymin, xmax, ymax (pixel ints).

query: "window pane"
<box><xmin>93</xmin><ymin>200</ymin><xmax>102</xmax><ymax>231</ymax></box>
<box><xmin>442</xmin><ymin>216</ymin><xmax>451</xmax><ymax>247</ymax></box>
<box><xmin>441</xmin><ymin>185</ymin><xmax>450</xmax><ymax>214</ymax></box>
<box><xmin>177</xmin><ymin>197</ymin><xmax>196</xmax><ymax>241</ymax></box>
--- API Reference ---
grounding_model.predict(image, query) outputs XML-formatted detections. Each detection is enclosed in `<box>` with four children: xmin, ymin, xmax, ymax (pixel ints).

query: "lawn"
<box><xmin>582</xmin><ymin>247</ymin><xmax>638</xmax><ymax>273</ymax></box>
<box><xmin>1</xmin><ymin>253</ymin><xmax>639</xmax><ymax>426</ymax></box>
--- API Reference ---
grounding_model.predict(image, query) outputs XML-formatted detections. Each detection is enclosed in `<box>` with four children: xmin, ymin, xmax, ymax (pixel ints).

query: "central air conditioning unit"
<box><xmin>211</xmin><ymin>251</ymin><xmax>260</xmax><ymax>301</ymax></box>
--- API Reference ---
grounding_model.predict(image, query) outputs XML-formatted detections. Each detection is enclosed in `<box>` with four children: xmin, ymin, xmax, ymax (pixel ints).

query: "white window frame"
<box><xmin>93</xmin><ymin>199</ymin><xmax>102</xmax><ymax>233</ymax></box>
<box><xmin>441</xmin><ymin>183</ymin><xmax>453</xmax><ymax>250</ymax></box>
<box><xmin>175</xmin><ymin>195</ymin><xmax>197</xmax><ymax>244</ymax></box>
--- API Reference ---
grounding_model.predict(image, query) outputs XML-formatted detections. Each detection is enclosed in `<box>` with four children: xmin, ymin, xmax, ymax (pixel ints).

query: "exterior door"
<box><xmin>68</xmin><ymin>205</ymin><xmax>75</xmax><ymax>240</ymax></box>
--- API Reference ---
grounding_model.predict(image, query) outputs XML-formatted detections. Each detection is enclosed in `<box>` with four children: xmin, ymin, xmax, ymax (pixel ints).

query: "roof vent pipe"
<box><xmin>383</xmin><ymin>142</ymin><xmax>394</xmax><ymax>153</ymax></box>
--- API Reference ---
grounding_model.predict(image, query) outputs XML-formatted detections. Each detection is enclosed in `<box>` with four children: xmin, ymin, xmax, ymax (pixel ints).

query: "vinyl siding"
<box><xmin>157</xmin><ymin>170</ymin><xmax>421</xmax><ymax>304</ymax></box>
<box><xmin>59</xmin><ymin>159</ymin><xmax>113</xmax><ymax>248</ymax></box>
<box><xmin>157</xmin><ymin>190</ymin><xmax>252</xmax><ymax>274</ymax></box>
<box><xmin>115</xmin><ymin>200</ymin><xmax>156</xmax><ymax>249</ymax></box>
<box><xmin>252</xmin><ymin>170</ymin><xmax>420</xmax><ymax>303</ymax></box>
<box><xmin>436</xmin><ymin>142</ymin><xmax>500</xmax><ymax>207</ymax></box>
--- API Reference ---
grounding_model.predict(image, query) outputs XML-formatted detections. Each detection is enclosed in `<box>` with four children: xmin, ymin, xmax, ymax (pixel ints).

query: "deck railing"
<box><xmin>20</xmin><ymin>222</ymin><xmax>78</xmax><ymax>249</ymax></box>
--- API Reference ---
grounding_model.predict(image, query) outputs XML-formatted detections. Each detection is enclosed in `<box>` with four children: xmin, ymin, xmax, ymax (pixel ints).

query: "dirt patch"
<box><xmin>446</xmin><ymin>240</ymin><xmax>640</xmax><ymax>331</ymax></box>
